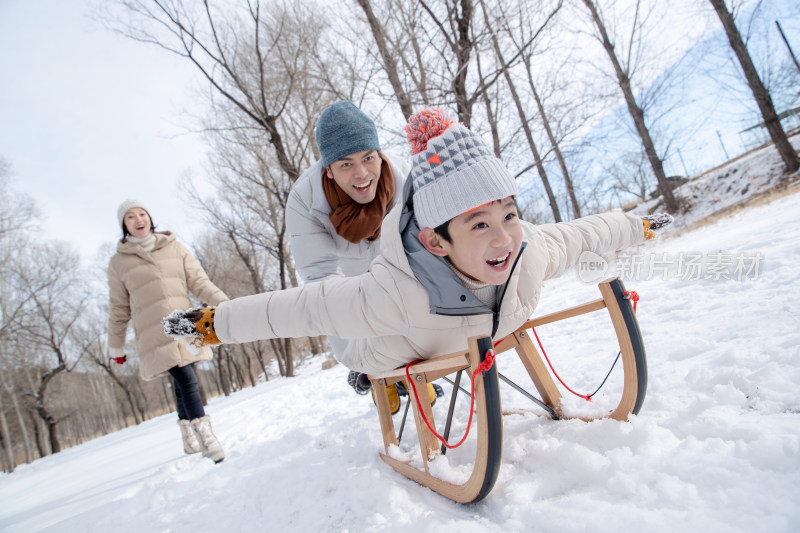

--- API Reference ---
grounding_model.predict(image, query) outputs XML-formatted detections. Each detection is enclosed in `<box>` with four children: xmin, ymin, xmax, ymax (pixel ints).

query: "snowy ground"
<box><xmin>1</xmin><ymin>146</ymin><xmax>799</xmax><ymax>532</ymax></box>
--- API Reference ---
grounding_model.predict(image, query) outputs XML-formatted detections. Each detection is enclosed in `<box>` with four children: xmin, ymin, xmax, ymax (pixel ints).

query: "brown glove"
<box><xmin>163</xmin><ymin>307</ymin><xmax>221</xmax><ymax>348</ymax></box>
<box><xmin>642</xmin><ymin>214</ymin><xmax>674</xmax><ymax>240</ymax></box>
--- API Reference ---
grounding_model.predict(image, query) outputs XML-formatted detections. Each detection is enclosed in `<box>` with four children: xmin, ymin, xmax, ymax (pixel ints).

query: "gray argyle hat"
<box><xmin>406</xmin><ymin>109</ymin><xmax>517</xmax><ymax>229</ymax></box>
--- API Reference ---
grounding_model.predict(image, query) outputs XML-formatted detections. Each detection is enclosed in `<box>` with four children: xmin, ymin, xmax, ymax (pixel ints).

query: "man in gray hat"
<box><xmin>285</xmin><ymin>101</ymin><xmax>409</xmax><ymax>377</ymax></box>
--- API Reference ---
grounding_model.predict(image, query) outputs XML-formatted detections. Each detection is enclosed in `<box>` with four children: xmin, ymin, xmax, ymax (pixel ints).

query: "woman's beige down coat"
<box><xmin>108</xmin><ymin>232</ymin><xmax>228</xmax><ymax>380</ymax></box>
<box><xmin>214</xmin><ymin>206</ymin><xmax>645</xmax><ymax>374</ymax></box>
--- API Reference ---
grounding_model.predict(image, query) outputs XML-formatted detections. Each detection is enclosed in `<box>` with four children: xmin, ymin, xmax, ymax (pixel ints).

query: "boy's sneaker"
<box><xmin>371</xmin><ymin>382</ymin><xmax>400</xmax><ymax>414</ymax></box>
<box><xmin>396</xmin><ymin>381</ymin><xmax>444</xmax><ymax>406</ymax></box>
<box><xmin>347</xmin><ymin>371</ymin><xmax>371</xmax><ymax>395</ymax></box>
<box><xmin>395</xmin><ymin>381</ymin><xmax>408</xmax><ymax>397</ymax></box>
<box><xmin>430</xmin><ymin>383</ymin><xmax>445</xmax><ymax>404</ymax></box>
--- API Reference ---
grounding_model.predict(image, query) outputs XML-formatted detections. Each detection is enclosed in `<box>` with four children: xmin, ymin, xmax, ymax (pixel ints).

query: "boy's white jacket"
<box><xmin>215</xmin><ymin>204</ymin><xmax>646</xmax><ymax>374</ymax></box>
<box><xmin>285</xmin><ymin>156</ymin><xmax>409</xmax><ymax>283</ymax></box>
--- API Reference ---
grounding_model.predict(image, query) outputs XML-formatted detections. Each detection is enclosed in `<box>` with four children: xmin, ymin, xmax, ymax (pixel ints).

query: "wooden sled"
<box><xmin>367</xmin><ymin>277</ymin><xmax>647</xmax><ymax>504</ymax></box>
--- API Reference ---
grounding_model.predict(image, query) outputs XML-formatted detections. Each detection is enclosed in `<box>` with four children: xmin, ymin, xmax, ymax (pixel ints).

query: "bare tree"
<box><xmin>481</xmin><ymin>0</ymin><xmax>564</xmax><ymax>221</ymax></box>
<box><xmin>110</xmin><ymin>0</ymin><xmax>321</xmax><ymax>182</ymax></box>
<box><xmin>708</xmin><ymin>0</ymin><xmax>798</xmax><ymax>174</ymax></box>
<box><xmin>354</xmin><ymin>0</ymin><xmax>415</xmax><ymax>119</ymax></box>
<box><xmin>354</xmin><ymin>0</ymin><xmax>504</xmax><ymax>127</ymax></box>
<box><xmin>12</xmin><ymin>243</ymin><xmax>91</xmax><ymax>454</ymax></box>
<box><xmin>0</xmin><ymin>164</ymin><xmax>40</xmax><ymax>471</ymax></box>
<box><xmin>580</xmin><ymin>0</ymin><xmax>679</xmax><ymax>212</ymax></box>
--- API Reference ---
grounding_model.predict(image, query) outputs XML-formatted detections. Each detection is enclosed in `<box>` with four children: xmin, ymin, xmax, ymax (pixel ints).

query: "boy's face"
<box><xmin>421</xmin><ymin>197</ymin><xmax>522</xmax><ymax>285</ymax></box>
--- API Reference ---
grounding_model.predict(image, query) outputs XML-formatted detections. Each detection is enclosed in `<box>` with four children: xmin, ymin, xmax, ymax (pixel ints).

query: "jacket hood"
<box><xmin>385</xmin><ymin>177</ymin><xmax>525</xmax><ymax>317</ymax></box>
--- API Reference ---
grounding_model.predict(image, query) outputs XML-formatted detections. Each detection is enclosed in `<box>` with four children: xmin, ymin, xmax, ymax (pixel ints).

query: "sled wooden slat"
<box><xmin>370</xmin><ymin>336</ymin><xmax>501</xmax><ymax>503</ymax></box>
<box><xmin>368</xmin><ymin>277</ymin><xmax>647</xmax><ymax>503</ymax></box>
<box><xmin>511</xmin><ymin>330</ymin><xmax>562</xmax><ymax>413</ymax></box>
<box><xmin>407</xmin><ymin>365</ymin><xmax>440</xmax><ymax>469</ymax></box>
<box><xmin>598</xmin><ymin>280</ymin><xmax>647</xmax><ymax>420</ymax></box>
<box><xmin>518</xmin><ymin>298</ymin><xmax>607</xmax><ymax>329</ymax></box>
<box><xmin>372</xmin><ymin>378</ymin><xmax>399</xmax><ymax>448</ymax></box>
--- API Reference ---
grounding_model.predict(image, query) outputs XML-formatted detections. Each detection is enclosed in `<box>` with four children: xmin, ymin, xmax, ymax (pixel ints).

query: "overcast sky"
<box><xmin>0</xmin><ymin>0</ymin><xmax>210</xmax><ymax>264</ymax></box>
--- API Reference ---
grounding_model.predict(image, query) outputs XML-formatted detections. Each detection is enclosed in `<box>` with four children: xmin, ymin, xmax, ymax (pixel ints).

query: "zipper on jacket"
<box><xmin>491</xmin><ymin>241</ymin><xmax>526</xmax><ymax>338</ymax></box>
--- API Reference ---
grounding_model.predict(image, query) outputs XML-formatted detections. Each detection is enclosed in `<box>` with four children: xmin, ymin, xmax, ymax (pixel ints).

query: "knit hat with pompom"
<box><xmin>404</xmin><ymin>108</ymin><xmax>517</xmax><ymax>229</ymax></box>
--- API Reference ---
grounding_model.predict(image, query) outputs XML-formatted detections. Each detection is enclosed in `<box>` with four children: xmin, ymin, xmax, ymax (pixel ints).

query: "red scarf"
<box><xmin>322</xmin><ymin>153</ymin><xmax>395</xmax><ymax>244</ymax></box>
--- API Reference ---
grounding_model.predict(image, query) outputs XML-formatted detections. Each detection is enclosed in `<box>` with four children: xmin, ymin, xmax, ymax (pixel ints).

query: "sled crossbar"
<box><xmin>368</xmin><ymin>277</ymin><xmax>647</xmax><ymax>504</ymax></box>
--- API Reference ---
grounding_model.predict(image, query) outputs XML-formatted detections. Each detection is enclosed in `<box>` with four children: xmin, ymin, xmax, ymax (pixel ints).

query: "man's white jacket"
<box><xmin>285</xmin><ymin>155</ymin><xmax>410</xmax><ymax>282</ymax></box>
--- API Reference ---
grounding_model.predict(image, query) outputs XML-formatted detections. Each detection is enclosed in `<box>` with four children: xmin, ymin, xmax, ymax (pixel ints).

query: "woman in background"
<box><xmin>107</xmin><ymin>199</ymin><xmax>228</xmax><ymax>463</ymax></box>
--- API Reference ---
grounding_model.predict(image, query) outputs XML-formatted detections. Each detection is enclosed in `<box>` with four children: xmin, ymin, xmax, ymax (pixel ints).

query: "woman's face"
<box><xmin>123</xmin><ymin>208</ymin><xmax>152</xmax><ymax>239</ymax></box>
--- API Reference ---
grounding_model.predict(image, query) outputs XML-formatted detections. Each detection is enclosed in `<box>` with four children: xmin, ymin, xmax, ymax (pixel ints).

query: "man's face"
<box><xmin>424</xmin><ymin>197</ymin><xmax>522</xmax><ymax>285</ymax></box>
<box><xmin>324</xmin><ymin>150</ymin><xmax>383</xmax><ymax>204</ymax></box>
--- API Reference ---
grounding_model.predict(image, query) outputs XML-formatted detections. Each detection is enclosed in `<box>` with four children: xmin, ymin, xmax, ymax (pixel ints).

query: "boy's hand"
<box><xmin>163</xmin><ymin>307</ymin><xmax>221</xmax><ymax>348</ymax></box>
<box><xmin>642</xmin><ymin>213</ymin><xmax>674</xmax><ymax>240</ymax></box>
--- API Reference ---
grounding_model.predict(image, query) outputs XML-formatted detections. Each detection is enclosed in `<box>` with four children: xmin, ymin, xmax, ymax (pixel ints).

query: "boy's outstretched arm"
<box><xmin>536</xmin><ymin>211</ymin><xmax>673</xmax><ymax>281</ymax></box>
<box><xmin>163</xmin><ymin>267</ymin><xmax>409</xmax><ymax>348</ymax></box>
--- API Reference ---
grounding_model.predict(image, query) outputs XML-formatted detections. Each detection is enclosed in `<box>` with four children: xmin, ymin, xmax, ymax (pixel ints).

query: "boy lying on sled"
<box><xmin>164</xmin><ymin>108</ymin><xmax>671</xmax><ymax>398</ymax></box>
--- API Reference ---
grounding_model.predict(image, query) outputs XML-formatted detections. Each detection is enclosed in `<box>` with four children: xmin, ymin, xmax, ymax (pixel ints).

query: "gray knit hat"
<box><xmin>316</xmin><ymin>101</ymin><xmax>381</xmax><ymax>167</ymax></box>
<box><xmin>117</xmin><ymin>199</ymin><xmax>150</xmax><ymax>227</ymax></box>
<box><xmin>405</xmin><ymin>108</ymin><xmax>517</xmax><ymax>229</ymax></box>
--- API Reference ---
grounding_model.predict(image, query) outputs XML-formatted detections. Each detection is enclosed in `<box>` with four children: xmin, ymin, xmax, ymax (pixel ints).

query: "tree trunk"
<box><xmin>0</xmin><ymin>391</ymin><xmax>15</xmax><ymax>472</ymax></box>
<box><xmin>524</xmin><ymin>59</ymin><xmax>582</xmax><ymax>219</ymax></box>
<box><xmin>483</xmin><ymin>3</ymin><xmax>562</xmax><ymax>221</ymax></box>
<box><xmin>4</xmin><ymin>375</ymin><xmax>33</xmax><ymax>463</ymax></box>
<box><xmin>35</xmin><ymin>363</ymin><xmax>66</xmax><ymax>454</ymax></box>
<box><xmin>355</xmin><ymin>0</ymin><xmax>415</xmax><ymax>119</ymax></box>
<box><xmin>104</xmin><ymin>367</ymin><xmax>142</xmax><ymax>424</ymax></box>
<box><xmin>475</xmin><ymin>46</ymin><xmax>502</xmax><ymax>158</ymax></box>
<box><xmin>709</xmin><ymin>0</ymin><xmax>799</xmax><ymax>174</ymax></box>
<box><xmin>419</xmin><ymin>0</ymin><xmax>476</xmax><ymax>126</ymax></box>
<box><xmin>582</xmin><ymin>0</ymin><xmax>680</xmax><ymax>213</ymax></box>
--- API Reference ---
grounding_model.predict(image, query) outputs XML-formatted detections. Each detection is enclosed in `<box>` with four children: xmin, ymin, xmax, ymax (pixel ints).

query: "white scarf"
<box><xmin>127</xmin><ymin>233</ymin><xmax>156</xmax><ymax>252</ymax></box>
<box><xmin>446</xmin><ymin>259</ymin><xmax>498</xmax><ymax>310</ymax></box>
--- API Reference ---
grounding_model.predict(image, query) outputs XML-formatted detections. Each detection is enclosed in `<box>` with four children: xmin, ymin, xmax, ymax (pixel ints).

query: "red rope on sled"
<box><xmin>404</xmin><ymin>291</ymin><xmax>641</xmax><ymax>442</ymax></box>
<box><xmin>405</xmin><ymin>349</ymin><xmax>496</xmax><ymax>450</ymax></box>
<box><xmin>624</xmin><ymin>290</ymin><xmax>639</xmax><ymax>313</ymax></box>
<box><xmin>534</xmin><ymin>290</ymin><xmax>641</xmax><ymax>401</ymax></box>
<box><xmin>532</xmin><ymin>327</ymin><xmax>592</xmax><ymax>402</ymax></box>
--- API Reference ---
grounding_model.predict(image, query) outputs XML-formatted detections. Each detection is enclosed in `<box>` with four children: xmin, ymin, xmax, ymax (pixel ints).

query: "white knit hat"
<box><xmin>117</xmin><ymin>199</ymin><xmax>150</xmax><ymax>228</ymax></box>
<box><xmin>405</xmin><ymin>108</ymin><xmax>517</xmax><ymax>229</ymax></box>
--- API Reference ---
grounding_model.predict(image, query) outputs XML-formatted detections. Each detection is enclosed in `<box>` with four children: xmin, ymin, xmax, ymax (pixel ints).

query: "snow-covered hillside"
<box><xmin>1</xmin><ymin>145</ymin><xmax>799</xmax><ymax>532</ymax></box>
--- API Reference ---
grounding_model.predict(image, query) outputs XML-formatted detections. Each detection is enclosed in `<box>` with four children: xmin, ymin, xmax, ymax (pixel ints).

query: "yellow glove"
<box><xmin>642</xmin><ymin>214</ymin><xmax>674</xmax><ymax>240</ymax></box>
<box><xmin>163</xmin><ymin>306</ymin><xmax>221</xmax><ymax>348</ymax></box>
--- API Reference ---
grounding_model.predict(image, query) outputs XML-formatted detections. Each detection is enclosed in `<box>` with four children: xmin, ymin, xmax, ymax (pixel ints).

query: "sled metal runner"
<box><xmin>367</xmin><ymin>277</ymin><xmax>647</xmax><ymax>504</ymax></box>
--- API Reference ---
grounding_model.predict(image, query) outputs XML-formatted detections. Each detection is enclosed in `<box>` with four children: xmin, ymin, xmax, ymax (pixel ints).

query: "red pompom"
<box><xmin>405</xmin><ymin>108</ymin><xmax>456</xmax><ymax>155</ymax></box>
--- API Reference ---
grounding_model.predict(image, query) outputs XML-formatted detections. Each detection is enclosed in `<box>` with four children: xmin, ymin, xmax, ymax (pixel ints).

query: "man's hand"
<box><xmin>163</xmin><ymin>307</ymin><xmax>221</xmax><ymax>349</ymax></box>
<box><xmin>642</xmin><ymin>213</ymin><xmax>674</xmax><ymax>240</ymax></box>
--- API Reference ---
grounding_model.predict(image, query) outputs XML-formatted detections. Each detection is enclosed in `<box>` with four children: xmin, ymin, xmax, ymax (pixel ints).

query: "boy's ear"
<box><xmin>323</xmin><ymin>166</ymin><xmax>334</xmax><ymax>180</ymax></box>
<box><xmin>418</xmin><ymin>228</ymin><xmax>448</xmax><ymax>257</ymax></box>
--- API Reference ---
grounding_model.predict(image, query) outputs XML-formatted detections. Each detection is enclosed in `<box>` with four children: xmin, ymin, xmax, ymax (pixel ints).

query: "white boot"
<box><xmin>190</xmin><ymin>415</ymin><xmax>225</xmax><ymax>463</ymax></box>
<box><xmin>178</xmin><ymin>419</ymin><xmax>202</xmax><ymax>454</ymax></box>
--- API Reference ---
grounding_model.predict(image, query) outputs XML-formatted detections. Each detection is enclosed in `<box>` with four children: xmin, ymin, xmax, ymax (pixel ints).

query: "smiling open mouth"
<box><xmin>353</xmin><ymin>181</ymin><xmax>372</xmax><ymax>192</ymax></box>
<box><xmin>486</xmin><ymin>252</ymin><xmax>511</xmax><ymax>268</ymax></box>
